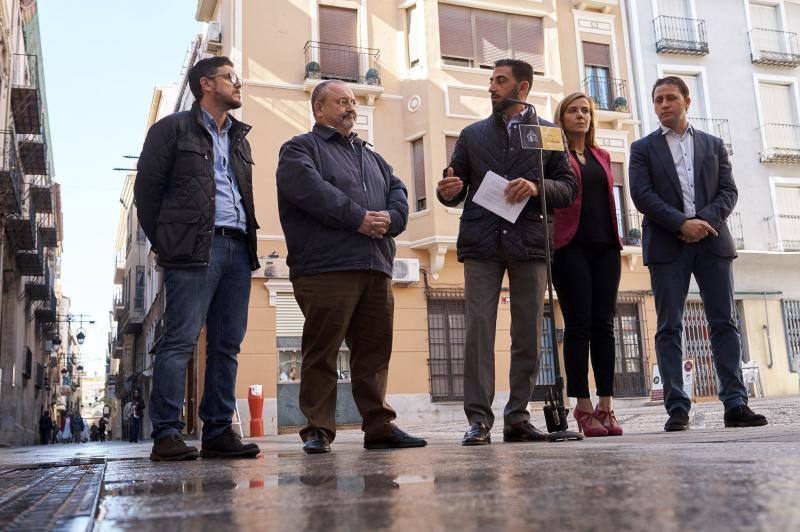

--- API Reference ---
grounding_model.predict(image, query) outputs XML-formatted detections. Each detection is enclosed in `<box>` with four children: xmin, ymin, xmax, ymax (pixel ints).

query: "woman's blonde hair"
<box><xmin>554</xmin><ymin>92</ymin><xmax>597</xmax><ymax>151</ymax></box>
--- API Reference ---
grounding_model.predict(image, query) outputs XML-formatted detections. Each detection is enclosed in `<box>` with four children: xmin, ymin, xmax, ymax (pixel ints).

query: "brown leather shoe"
<box><xmin>150</xmin><ymin>434</ymin><xmax>200</xmax><ymax>462</ymax></box>
<box><xmin>201</xmin><ymin>427</ymin><xmax>261</xmax><ymax>459</ymax></box>
<box><xmin>503</xmin><ymin>420</ymin><xmax>552</xmax><ymax>442</ymax></box>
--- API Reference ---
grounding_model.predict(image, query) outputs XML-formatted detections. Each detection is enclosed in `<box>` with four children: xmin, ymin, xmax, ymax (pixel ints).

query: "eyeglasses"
<box><xmin>333</xmin><ymin>97</ymin><xmax>359</xmax><ymax>108</ymax></box>
<box><xmin>206</xmin><ymin>71</ymin><xmax>242</xmax><ymax>86</ymax></box>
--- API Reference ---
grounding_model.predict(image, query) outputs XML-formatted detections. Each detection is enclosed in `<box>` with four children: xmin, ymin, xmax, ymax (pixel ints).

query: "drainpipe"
<box><xmin>762</xmin><ymin>293</ymin><xmax>774</xmax><ymax>369</ymax></box>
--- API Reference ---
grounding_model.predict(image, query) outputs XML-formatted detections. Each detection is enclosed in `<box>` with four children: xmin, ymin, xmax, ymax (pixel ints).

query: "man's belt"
<box><xmin>214</xmin><ymin>227</ymin><xmax>247</xmax><ymax>241</ymax></box>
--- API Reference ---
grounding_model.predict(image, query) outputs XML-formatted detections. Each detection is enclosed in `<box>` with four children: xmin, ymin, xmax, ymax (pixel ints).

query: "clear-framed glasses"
<box><xmin>207</xmin><ymin>71</ymin><xmax>242</xmax><ymax>86</ymax></box>
<box><xmin>334</xmin><ymin>97</ymin><xmax>359</xmax><ymax>108</ymax></box>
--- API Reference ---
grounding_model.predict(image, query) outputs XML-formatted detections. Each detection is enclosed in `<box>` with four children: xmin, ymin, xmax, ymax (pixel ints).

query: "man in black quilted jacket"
<box><xmin>437</xmin><ymin>59</ymin><xmax>577</xmax><ymax>446</ymax></box>
<box><xmin>135</xmin><ymin>56</ymin><xmax>260</xmax><ymax>462</ymax></box>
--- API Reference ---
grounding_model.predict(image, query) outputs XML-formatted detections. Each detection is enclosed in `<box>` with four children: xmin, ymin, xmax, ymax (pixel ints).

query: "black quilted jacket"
<box><xmin>134</xmin><ymin>102</ymin><xmax>260</xmax><ymax>270</ymax></box>
<box><xmin>437</xmin><ymin>111</ymin><xmax>577</xmax><ymax>262</ymax></box>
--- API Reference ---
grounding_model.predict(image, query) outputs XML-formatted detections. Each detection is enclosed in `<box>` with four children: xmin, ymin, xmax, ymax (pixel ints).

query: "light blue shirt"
<box><xmin>201</xmin><ymin>107</ymin><xmax>247</xmax><ymax>232</ymax></box>
<box><xmin>661</xmin><ymin>123</ymin><xmax>696</xmax><ymax>217</ymax></box>
<box><xmin>505</xmin><ymin>107</ymin><xmax>532</xmax><ymax>138</ymax></box>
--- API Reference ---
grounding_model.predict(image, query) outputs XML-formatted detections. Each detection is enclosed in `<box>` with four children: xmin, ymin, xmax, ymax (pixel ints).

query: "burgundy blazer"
<box><xmin>554</xmin><ymin>147</ymin><xmax>623</xmax><ymax>250</ymax></box>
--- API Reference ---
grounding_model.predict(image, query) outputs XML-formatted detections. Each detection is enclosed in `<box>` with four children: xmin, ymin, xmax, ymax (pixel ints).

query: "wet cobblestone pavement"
<box><xmin>1</xmin><ymin>397</ymin><xmax>798</xmax><ymax>531</ymax></box>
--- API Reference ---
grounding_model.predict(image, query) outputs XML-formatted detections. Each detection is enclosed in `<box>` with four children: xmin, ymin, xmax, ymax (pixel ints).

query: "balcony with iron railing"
<box><xmin>654</xmin><ymin>16</ymin><xmax>709</xmax><ymax>55</ymax></box>
<box><xmin>616</xmin><ymin>209</ymin><xmax>643</xmax><ymax>247</ymax></box>
<box><xmin>728</xmin><ymin>212</ymin><xmax>745</xmax><ymax>250</ymax></box>
<box><xmin>303</xmin><ymin>41</ymin><xmax>383</xmax><ymax>103</ymax></box>
<box><xmin>749</xmin><ymin>28</ymin><xmax>800</xmax><ymax>67</ymax></box>
<box><xmin>10</xmin><ymin>54</ymin><xmax>42</xmax><ymax>136</ymax></box>
<box><xmin>691</xmin><ymin>117</ymin><xmax>733</xmax><ymax>155</ymax></box>
<box><xmin>582</xmin><ymin>77</ymin><xmax>631</xmax><ymax>126</ymax></box>
<box><xmin>766</xmin><ymin>213</ymin><xmax>800</xmax><ymax>252</ymax></box>
<box><xmin>759</xmin><ymin>123</ymin><xmax>800</xmax><ymax>163</ymax></box>
<box><xmin>0</xmin><ymin>129</ymin><xmax>23</xmax><ymax>216</ymax></box>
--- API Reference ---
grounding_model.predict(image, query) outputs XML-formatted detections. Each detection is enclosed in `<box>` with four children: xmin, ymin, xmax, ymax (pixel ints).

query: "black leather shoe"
<box><xmin>462</xmin><ymin>423</ymin><xmax>491</xmax><ymax>446</ymax></box>
<box><xmin>150</xmin><ymin>434</ymin><xmax>200</xmax><ymax>462</ymax></box>
<box><xmin>302</xmin><ymin>429</ymin><xmax>331</xmax><ymax>454</ymax></box>
<box><xmin>364</xmin><ymin>427</ymin><xmax>427</xmax><ymax>450</ymax></box>
<box><xmin>664</xmin><ymin>408</ymin><xmax>690</xmax><ymax>432</ymax></box>
<box><xmin>503</xmin><ymin>420</ymin><xmax>551</xmax><ymax>443</ymax></box>
<box><xmin>724</xmin><ymin>405</ymin><xmax>768</xmax><ymax>428</ymax></box>
<box><xmin>201</xmin><ymin>427</ymin><xmax>261</xmax><ymax>459</ymax></box>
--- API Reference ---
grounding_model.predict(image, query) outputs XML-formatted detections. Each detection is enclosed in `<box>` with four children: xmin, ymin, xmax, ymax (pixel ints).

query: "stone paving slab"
<box><xmin>0</xmin><ymin>397</ymin><xmax>797</xmax><ymax>531</ymax></box>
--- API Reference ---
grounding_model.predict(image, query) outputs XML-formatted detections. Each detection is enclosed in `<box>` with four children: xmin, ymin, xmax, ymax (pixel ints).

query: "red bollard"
<box><xmin>248</xmin><ymin>384</ymin><xmax>264</xmax><ymax>437</ymax></box>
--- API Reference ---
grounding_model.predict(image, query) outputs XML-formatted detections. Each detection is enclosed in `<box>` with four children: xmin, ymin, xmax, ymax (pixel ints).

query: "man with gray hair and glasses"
<box><xmin>276</xmin><ymin>80</ymin><xmax>426</xmax><ymax>454</ymax></box>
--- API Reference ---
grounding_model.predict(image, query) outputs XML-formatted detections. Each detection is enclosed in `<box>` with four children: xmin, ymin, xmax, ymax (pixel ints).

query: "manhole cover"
<box><xmin>0</xmin><ymin>463</ymin><xmax>105</xmax><ymax>531</ymax></box>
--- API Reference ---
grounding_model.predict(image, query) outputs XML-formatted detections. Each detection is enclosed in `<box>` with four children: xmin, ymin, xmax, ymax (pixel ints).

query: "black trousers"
<box><xmin>553</xmin><ymin>242</ymin><xmax>621</xmax><ymax>398</ymax></box>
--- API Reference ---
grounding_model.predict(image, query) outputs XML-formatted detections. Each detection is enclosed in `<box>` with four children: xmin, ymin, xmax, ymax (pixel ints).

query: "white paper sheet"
<box><xmin>472</xmin><ymin>170</ymin><xmax>528</xmax><ymax>223</ymax></box>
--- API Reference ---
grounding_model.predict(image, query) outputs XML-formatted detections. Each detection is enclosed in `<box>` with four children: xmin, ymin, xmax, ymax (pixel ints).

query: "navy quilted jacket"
<box><xmin>438</xmin><ymin>112</ymin><xmax>577</xmax><ymax>262</ymax></box>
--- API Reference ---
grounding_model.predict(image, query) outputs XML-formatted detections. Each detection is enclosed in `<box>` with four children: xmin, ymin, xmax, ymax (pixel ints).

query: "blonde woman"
<box><xmin>553</xmin><ymin>92</ymin><xmax>623</xmax><ymax>437</ymax></box>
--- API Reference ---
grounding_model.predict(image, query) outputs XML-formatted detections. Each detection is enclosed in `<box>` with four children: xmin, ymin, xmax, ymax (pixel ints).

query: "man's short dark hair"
<box><xmin>651</xmin><ymin>76</ymin><xmax>690</xmax><ymax>101</ymax></box>
<box><xmin>310</xmin><ymin>79</ymin><xmax>344</xmax><ymax>109</ymax></box>
<box><xmin>494</xmin><ymin>59</ymin><xmax>534</xmax><ymax>88</ymax></box>
<box><xmin>188</xmin><ymin>56</ymin><xmax>234</xmax><ymax>101</ymax></box>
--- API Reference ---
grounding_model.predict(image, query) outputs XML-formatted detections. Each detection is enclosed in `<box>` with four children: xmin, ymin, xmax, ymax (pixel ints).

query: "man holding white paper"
<box><xmin>436</xmin><ymin>59</ymin><xmax>577</xmax><ymax>446</ymax></box>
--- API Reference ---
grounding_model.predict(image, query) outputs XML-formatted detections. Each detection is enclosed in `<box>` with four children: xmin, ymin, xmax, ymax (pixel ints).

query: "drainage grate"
<box><xmin>0</xmin><ymin>463</ymin><xmax>105</xmax><ymax>531</ymax></box>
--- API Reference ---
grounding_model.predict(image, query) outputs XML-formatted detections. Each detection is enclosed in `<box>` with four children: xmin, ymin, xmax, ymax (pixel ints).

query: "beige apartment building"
<box><xmin>183</xmin><ymin>0</ymin><xmax>668</xmax><ymax>436</ymax></box>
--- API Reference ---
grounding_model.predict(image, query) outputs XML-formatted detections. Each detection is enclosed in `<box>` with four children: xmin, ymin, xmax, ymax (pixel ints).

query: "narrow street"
<box><xmin>2</xmin><ymin>397</ymin><xmax>798</xmax><ymax>531</ymax></box>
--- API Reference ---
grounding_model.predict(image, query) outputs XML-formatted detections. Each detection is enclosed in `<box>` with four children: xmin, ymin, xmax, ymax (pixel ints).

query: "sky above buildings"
<box><xmin>39</xmin><ymin>1</ymin><xmax>203</xmax><ymax>372</ymax></box>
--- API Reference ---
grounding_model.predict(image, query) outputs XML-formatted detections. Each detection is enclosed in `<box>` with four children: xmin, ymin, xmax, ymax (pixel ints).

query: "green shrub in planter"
<box><xmin>305</xmin><ymin>61</ymin><xmax>321</xmax><ymax>79</ymax></box>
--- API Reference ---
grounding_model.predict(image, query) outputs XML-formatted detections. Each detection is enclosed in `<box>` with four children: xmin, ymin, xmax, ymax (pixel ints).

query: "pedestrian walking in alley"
<box><xmin>127</xmin><ymin>389</ymin><xmax>145</xmax><ymax>443</ymax></box>
<box><xmin>135</xmin><ymin>56</ymin><xmax>260</xmax><ymax>461</ymax></box>
<box><xmin>552</xmin><ymin>92</ymin><xmax>624</xmax><ymax>438</ymax></box>
<box><xmin>38</xmin><ymin>411</ymin><xmax>54</xmax><ymax>445</ymax></box>
<box><xmin>276</xmin><ymin>79</ymin><xmax>427</xmax><ymax>454</ymax></box>
<box><xmin>98</xmin><ymin>417</ymin><xmax>108</xmax><ymax>443</ymax></box>
<box><xmin>71</xmin><ymin>412</ymin><xmax>84</xmax><ymax>444</ymax></box>
<box><xmin>629</xmin><ymin>76</ymin><xmax>768</xmax><ymax>431</ymax></box>
<box><xmin>436</xmin><ymin>59</ymin><xmax>577</xmax><ymax>446</ymax></box>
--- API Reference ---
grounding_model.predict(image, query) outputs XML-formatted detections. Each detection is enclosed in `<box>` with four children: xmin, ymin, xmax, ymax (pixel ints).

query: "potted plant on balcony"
<box><xmin>627</xmin><ymin>227</ymin><xmax>641</xmax><ymax>246</ymax></box>
<box><xmin>613</xmin><ymin>96</ymin><xmax>629</xmax><ymax>113</ymax></box>
<box><xmin>365</xmin><ymin>68</ymin><xmax>380</xmax><ymax>86</ymax></box>
<box><xmin>305</xmin><ymin>61</ymin><xmax>321</xmax><ymax>80</ymax></box>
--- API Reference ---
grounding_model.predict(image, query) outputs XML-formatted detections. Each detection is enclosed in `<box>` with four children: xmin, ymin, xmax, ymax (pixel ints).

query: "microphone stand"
<box><xmin>507</xmin><ymin>97</ymin><xmax>582</xmax><ymax>442</ymax></box>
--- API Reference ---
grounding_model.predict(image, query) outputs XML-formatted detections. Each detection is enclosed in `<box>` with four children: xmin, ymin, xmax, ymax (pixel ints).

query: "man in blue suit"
<box><xmin>630</xmin><ymin>77</ymin><xmax>767</xmax><ymax>431</ymax></box>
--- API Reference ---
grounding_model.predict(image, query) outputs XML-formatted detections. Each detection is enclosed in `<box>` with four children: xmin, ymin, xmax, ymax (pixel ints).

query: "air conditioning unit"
<box><xmin>205</xmin><ymin>21</ymin><xmax>222</xmax><ymax>52</ymax></box>
<box><xmin>392</xmin><ymin>258</ymin><xmax>420</xmax><ymax>284</ymax></box>
<box><xmin>254</xmin><ymin>257</ymin><xmax>291</xmax><ymax>279</ymax></box>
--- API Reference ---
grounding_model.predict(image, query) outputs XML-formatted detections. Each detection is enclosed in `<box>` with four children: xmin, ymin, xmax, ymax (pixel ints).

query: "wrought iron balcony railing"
<box><xmin>765</xmin><ymin>213</ymin><xmax>800</xmax><ymax>252</ymax></box>
<box><xmin>304</xmin><ymin>41</ymin><xmax>381</xmax><ymax>86</ymax></box>
<box><xmin>582</xmin><ymin>76</ymin><xmax>630</xmax><ymax>113</ymax></box>
<box><xmin>759</xmin><ymin>123</ymin><xmax>800</xmax><ymax>163</ymax></box>
<box><xmin>616</xmin><ymin>209</ymin><xmax>643</xmax><ymax>246</ymax></box>
<box><xmin>749</xmin><ymin>28</ymin><xmax>800</xmax><ymax>67</ymax></box>
<box><xmin>690</xmin><ymin>117</ymin><xmax>733</xmax><ymax>156</ymax></box>
<box><xmin>654</xmin><ymin>16</ymin><xmax>709</xmax><ymax>55</ymax></box>
<box><xmin>0</xmin><ymin>129</ymin><xmax>23</xmax><ymax>215</ymax></box>
<box><xmin>728</xmin><ymin>212</ymin><xmax>745</xmax><ymax>250</ymax></box>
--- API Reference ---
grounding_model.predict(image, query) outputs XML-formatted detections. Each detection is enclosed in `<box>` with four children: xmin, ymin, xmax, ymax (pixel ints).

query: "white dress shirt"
<box><xmin>661</xmin><ymin>123</ymin><xmax>695</xmax><ymax>217</ymax></box>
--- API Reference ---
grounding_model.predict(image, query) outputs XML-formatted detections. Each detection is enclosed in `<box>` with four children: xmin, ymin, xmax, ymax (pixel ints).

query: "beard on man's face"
<box><xmin>491</xmin><ymin>84</ymin><xmax>521</xmax><ymax>113</ymax></box>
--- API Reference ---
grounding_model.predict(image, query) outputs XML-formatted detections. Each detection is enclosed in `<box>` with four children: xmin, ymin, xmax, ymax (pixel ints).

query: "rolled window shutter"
<box><xmin>412</xmin><ymin>138</ymin><xmax>426</xmax><ymax>206</ymax></box>
<box><xmin>611</xmin><ymin>162</ymin><xmax>624</xmax><ymax>186</ymax></box>
<box><xmin>319</xmin><ymin>6</ymin><xmax>359</xmax><ymax>82</ymax></box>
<box><xmin>475</xmin><ymin>10</ymin><xmax>508</xmax><ymax>67</ymax></box>
<box><xmin>445</xmin><ymin>135</ymin><xmax>459</xmax><ymax>165</ymax></box>
<box><xmin>439</xmin><ymin>4</ymin><xmax>473</xmax><ymax>60</ymax></box>
<box><xmin>583</xmin><ymin>42</ymin><xmax>611</xmax><ymax>67</ymax></box>
<box><xmin>510</xmin><ymin>15</ymin><xmax>545</xmax><ymax>74</ymax></box>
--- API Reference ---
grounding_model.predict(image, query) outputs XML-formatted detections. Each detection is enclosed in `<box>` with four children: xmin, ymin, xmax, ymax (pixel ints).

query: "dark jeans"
<box><xmin>129</xmin><ymin>417</ymin><xmax>141</xmax><ymax>443</ymax></box>
<box><xmin>40</xmin><ymin>431</ymin><xmax>49</xmax><ymax>445</ymax></box>
<box><xmin>463</xmin><ymin>252</ymin><xmax>547</xmax><ymax>428</ymax></box>
<box><xmin>649</xmin><ymin>243</ymin><xmax>748</xmax><ymax>413</ymax></box>
<box><xmin>292</xmin><ymin>270</ymin><xmax>397</xmax><ymax>441</ymax></box>
<box><xmin>149</xmin><ymin>236</ymin><xmax>251</xmax><ymax>442</ymax></box>
<box><xmin>553</xmin><ymin>243</ymin><xmax>621</xmax><ymax>398</ymax></box>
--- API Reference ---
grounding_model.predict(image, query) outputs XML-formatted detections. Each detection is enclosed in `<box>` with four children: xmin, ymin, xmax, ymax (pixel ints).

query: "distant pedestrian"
<box><xmin>38</xmin><ymin>411</ymin><xmax>54</xmax><ymax>445</ymax></box>
<box><xmin>135</xmin><ymin>55</ymin><xmax>260</xmax><ymax>462</ymax></box>
<box><xmin>90</xmin><ymin>424</ymin><xmax>99</xmax><ymax>442</ymax></box>
<box><xmin>98</xmin><ymin>417</ymin><xmax>108</xmax><ymax>442</ymax></box>
<box><xmin>276</xmin><ymin>79</ymin><xmax>426</xmax><ymax>454</ymax></box>
<box><xmin>629</xmin><ymin>76</ymin><xmax>768</xmax><ymax>431</ymax></box>
<box><xmin>127</xmin><ymin>389</ymin><xmax>145</xmax><ymax>443</ymax></box>
<box><xmin>71</xmin><ymin>413</ymin><xmax>84</xmax><ymax>443</ymax></box>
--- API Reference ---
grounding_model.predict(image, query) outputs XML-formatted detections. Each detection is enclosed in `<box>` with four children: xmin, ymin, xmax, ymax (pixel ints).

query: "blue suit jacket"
<box><xmin>629</xmin><ymin>127</ymin><xmax>738</xmax><ymax>265</ymax></box>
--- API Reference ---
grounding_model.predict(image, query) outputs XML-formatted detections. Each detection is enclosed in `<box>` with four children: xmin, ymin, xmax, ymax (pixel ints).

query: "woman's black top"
<box><xmin>572</xmin><ymin>149</ymin><xmax>616</xmax><ymax>245</ymax></box>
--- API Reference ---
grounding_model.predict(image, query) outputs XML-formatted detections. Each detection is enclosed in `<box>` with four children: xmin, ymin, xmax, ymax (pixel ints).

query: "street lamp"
<box><xmin>76</xmin><ymin>328</ymin><xmax>86</xmax><ymax>345</ymax></box>
<box><xmin>52</xmin><ymin>334</ymin><xmax>62</xmax><ymax>347</ymax></box>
